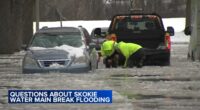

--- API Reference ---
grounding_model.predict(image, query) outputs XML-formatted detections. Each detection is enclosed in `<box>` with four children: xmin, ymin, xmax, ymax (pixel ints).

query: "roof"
<box><xmin>111</xmin><ymin>13</ymin><xmax>162</xmax><ymax>20</ymax></box>
<box><xmin>36</xmin><ymin>27</ymin><xmax>80</xmax><ymax>33</ymax></box>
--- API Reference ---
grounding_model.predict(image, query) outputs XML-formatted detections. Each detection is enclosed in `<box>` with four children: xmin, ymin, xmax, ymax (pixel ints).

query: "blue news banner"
<box><xmin>8</xmin><ymin>90</ymin><xmax>112</xmax><ymax>104</ymax></box>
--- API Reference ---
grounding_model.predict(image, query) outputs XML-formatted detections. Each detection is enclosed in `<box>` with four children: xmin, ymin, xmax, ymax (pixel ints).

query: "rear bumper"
<box><xmin>143</xmin><ymin>49</ymin><xmax>170</xmax><ymax>65</ymax></box>
<box><xmin>23</xmin><ymin>64</ymin><xmax>90</xmax><ymax>74</ymax></box>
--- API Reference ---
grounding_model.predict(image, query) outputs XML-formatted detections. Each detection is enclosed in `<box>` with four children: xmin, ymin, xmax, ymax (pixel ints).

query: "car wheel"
<box><xmin>162</xmin><ymin>61</ymin><xmax>170</xmax><ymax>66</ymax></box>
<box><xmin>160</xmin><ymin>59</ymin><xmax>170</xmax><ymax>66</ymax></box>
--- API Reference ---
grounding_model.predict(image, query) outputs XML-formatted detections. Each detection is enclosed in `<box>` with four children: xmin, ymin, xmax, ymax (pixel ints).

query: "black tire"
<box><xmin>105</xmin><ymin>62</ymin><xmax>111</xmax><ymax>68</ymax></box>
<box><xmin>161</xmin><ymin>54</ymin><xmax>171</xmax><ymax>66</ymax></box>
<box><xmin>160</xmin><ymin>58</ymin><xmax>170</xmax><ymax>66</ymax></box>
<box><xmin>162</xmin><ymin>61</ymin><xmax>170</xmax><ymax>66</ymax></box>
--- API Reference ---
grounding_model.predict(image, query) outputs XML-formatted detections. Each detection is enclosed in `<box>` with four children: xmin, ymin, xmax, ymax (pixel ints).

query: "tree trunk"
<box><xmin>0</xmin><ymin>0</ymin><xmax>13</xmax><ymax>53</ymax></box>
<box><xmin>0</xmin><ymin>0</ymin><xmax>34</xmax><ymax>54</ymax></box>
<box><xmin>187</xmin><ymin>0</ymin><xmax>200</xmax><ymax>61</ymax></box>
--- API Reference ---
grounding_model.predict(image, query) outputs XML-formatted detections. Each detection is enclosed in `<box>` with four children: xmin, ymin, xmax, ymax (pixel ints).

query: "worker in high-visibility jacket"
<box><xmin>116</xmin><ymin>41</ymin><xmax>145</xmax><ymax>68</ymax></box>
<box><xmin>101</xmin><ymin>40</ymin><xmax>119</xmax><ymax>68</ymax></box>
<box><xmin>101</xmin><ymin>41</ymin><xmax>145</xmax><ymax>68</ymax></box>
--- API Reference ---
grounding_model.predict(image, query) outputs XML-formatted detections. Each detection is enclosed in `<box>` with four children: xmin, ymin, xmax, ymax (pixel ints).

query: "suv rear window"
<box><xmin>111</xmin><ymin>15</ymin><xmax>162</xmax><ymax>32</ymax></box>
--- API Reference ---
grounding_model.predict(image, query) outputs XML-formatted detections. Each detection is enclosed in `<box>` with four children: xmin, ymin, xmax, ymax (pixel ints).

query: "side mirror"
<box><xmin>94</xmin><ymin>28</ymin><xmax>101</xmax><ymax>36</ymax></box>
<box><xmin>167</xmin><ymin>26</ymin><xmax>175</xmax><ymax>36</ymax></box>
<box><xmin>184</xmin><ymin>26</ymin><xmax>191</xmax><ymax>35</ymax></box>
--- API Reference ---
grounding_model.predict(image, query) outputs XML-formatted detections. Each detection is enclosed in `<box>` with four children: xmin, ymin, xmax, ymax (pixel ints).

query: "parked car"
<box><xmin>22</xmin><ymin>27</ymin><xmax>98</xmax><ymax>73</ymax></box>
<box><xmin>95</xmin><ymin>13</ymin><xmax>174</xmax><ymax>66</ymax></box>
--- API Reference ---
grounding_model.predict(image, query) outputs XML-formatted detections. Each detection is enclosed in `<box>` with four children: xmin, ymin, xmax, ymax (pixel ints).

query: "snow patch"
<box><xmin>54</xmin><ymin>45</ymin><xmax>84</xmax><ymax>57</ymax></box>
<box><xmin>30</xmin><ymin>47</ymin><xmax>46</xmax><ymax>50</ymax></box>
<box><xmin>30</xmin><ymin>45</ymin><xmax>84</xmax><ymax>58</ymax></box>
<box><xmin>162</xmin><ymin>18</ymin><xmax>185</xmax><ymax>32</ymax></box>
<box><xmin>49</xmin><ymin>63</ymin><xmax>65</xmax><ymax>68</ymax></box>
<box><xmin>171</xmin><ymin>32</ymin><xmax>190</xmax><ymax>44</ymax></box>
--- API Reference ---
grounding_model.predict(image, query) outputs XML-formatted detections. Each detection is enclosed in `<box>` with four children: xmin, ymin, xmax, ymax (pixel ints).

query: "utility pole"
<box><xmin>35</xmin><ymin>0</ymin><xmax>40</xmax><ymax>31</ymax></box>
<box><xmin>56</xmin><ymin>8</ymin><xmax>64</xmax><ymax>27</ymax></box>
<box><xmin>54</xmin><ymin>0</ymin><xmax>65</xmax><ymax>27</ymax></box>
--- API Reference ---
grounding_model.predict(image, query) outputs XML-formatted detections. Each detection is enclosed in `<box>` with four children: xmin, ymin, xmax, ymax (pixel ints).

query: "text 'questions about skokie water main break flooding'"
<box><xmin>8</xmin><ymin>90</ymin><xmax>112</xmax><ymax>103</ymax></box>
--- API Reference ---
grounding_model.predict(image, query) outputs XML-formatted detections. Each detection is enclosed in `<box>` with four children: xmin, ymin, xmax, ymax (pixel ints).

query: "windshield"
<box><xmin>30</xmin><ymin>32</ymin><xmax>83</xmax><ymax>48</ymax></box>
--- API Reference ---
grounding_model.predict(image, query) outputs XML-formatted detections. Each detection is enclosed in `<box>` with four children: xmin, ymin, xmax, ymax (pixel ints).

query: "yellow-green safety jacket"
<box><xmin>101</xmin><ymin>40</ymin><xmax>115</xmax><ymax>57</ymax></box>
<box><xmin>116</xmin><ymin>41</ymin><xmax>142</xmax><ymax>67</ymax></box>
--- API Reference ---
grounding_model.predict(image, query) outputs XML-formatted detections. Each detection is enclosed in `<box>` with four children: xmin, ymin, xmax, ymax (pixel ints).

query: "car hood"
<box><xmin>29</xmin><ymin>49</ymin><xmax>70</xmax><ymax>60</ymax></box>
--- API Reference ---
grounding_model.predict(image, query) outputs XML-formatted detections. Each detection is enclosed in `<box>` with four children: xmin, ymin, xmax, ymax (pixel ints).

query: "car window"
<box><xmin>113</xmin><ymin>16</ymin><xmax>160</xmax><ymax>31</ymax></box>
<box><xmin>31</xmin><ymin>32</ymin><xmax>83</xmax><ymax>48</ymax></box>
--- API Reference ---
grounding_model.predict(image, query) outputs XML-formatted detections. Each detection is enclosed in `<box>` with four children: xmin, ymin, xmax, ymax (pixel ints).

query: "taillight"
<box><xmin>165</xmin><ymin>33</ymin><xmax>171</xmax><ymax>50</ymax></box>
<box><xmin>131</xmin><ymin>15</ymin><xmax>142</xmax><ymax>20</ymax></box>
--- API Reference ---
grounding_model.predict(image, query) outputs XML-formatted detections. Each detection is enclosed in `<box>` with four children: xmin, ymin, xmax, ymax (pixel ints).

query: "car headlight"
<box><xmin>72</xmin><ymin>56</ymin><xmax>87</xmax><ymax>65</ymax></box>
<box><xmin>23</xmin><ymin>56</ymin><xmax>38</xmax><ymax>67</ymax></box>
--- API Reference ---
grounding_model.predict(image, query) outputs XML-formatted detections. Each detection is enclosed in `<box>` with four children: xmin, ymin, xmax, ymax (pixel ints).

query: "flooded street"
<box><xmin>0</xmin><ymin>44</ymin><xmax>200</xmax><ymax>110</ymax></box>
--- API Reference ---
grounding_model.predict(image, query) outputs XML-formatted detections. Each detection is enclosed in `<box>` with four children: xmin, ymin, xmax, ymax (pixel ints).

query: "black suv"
<box><xmin>95</xmin><ymin>13</ymin><xmax>174</xmax><ymax>66</ymax></box>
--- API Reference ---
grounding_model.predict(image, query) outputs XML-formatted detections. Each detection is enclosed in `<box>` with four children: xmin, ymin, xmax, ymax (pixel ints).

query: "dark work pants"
<box><xmin>104</xmin><ymin>51</ymin><xmax>125</xmax><ymax>68</ymax></box>
<box><xmin>127</xmin><ymin>48</ymin><xmax>145</xmax><ymax>68</ymax></box>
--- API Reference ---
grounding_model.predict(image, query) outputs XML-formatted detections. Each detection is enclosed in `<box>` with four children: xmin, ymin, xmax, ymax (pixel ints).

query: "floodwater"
<box><xmin>0</xmin><ymin>44</ymin><xmax>200</xmax><ymax>110</ymax></box>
